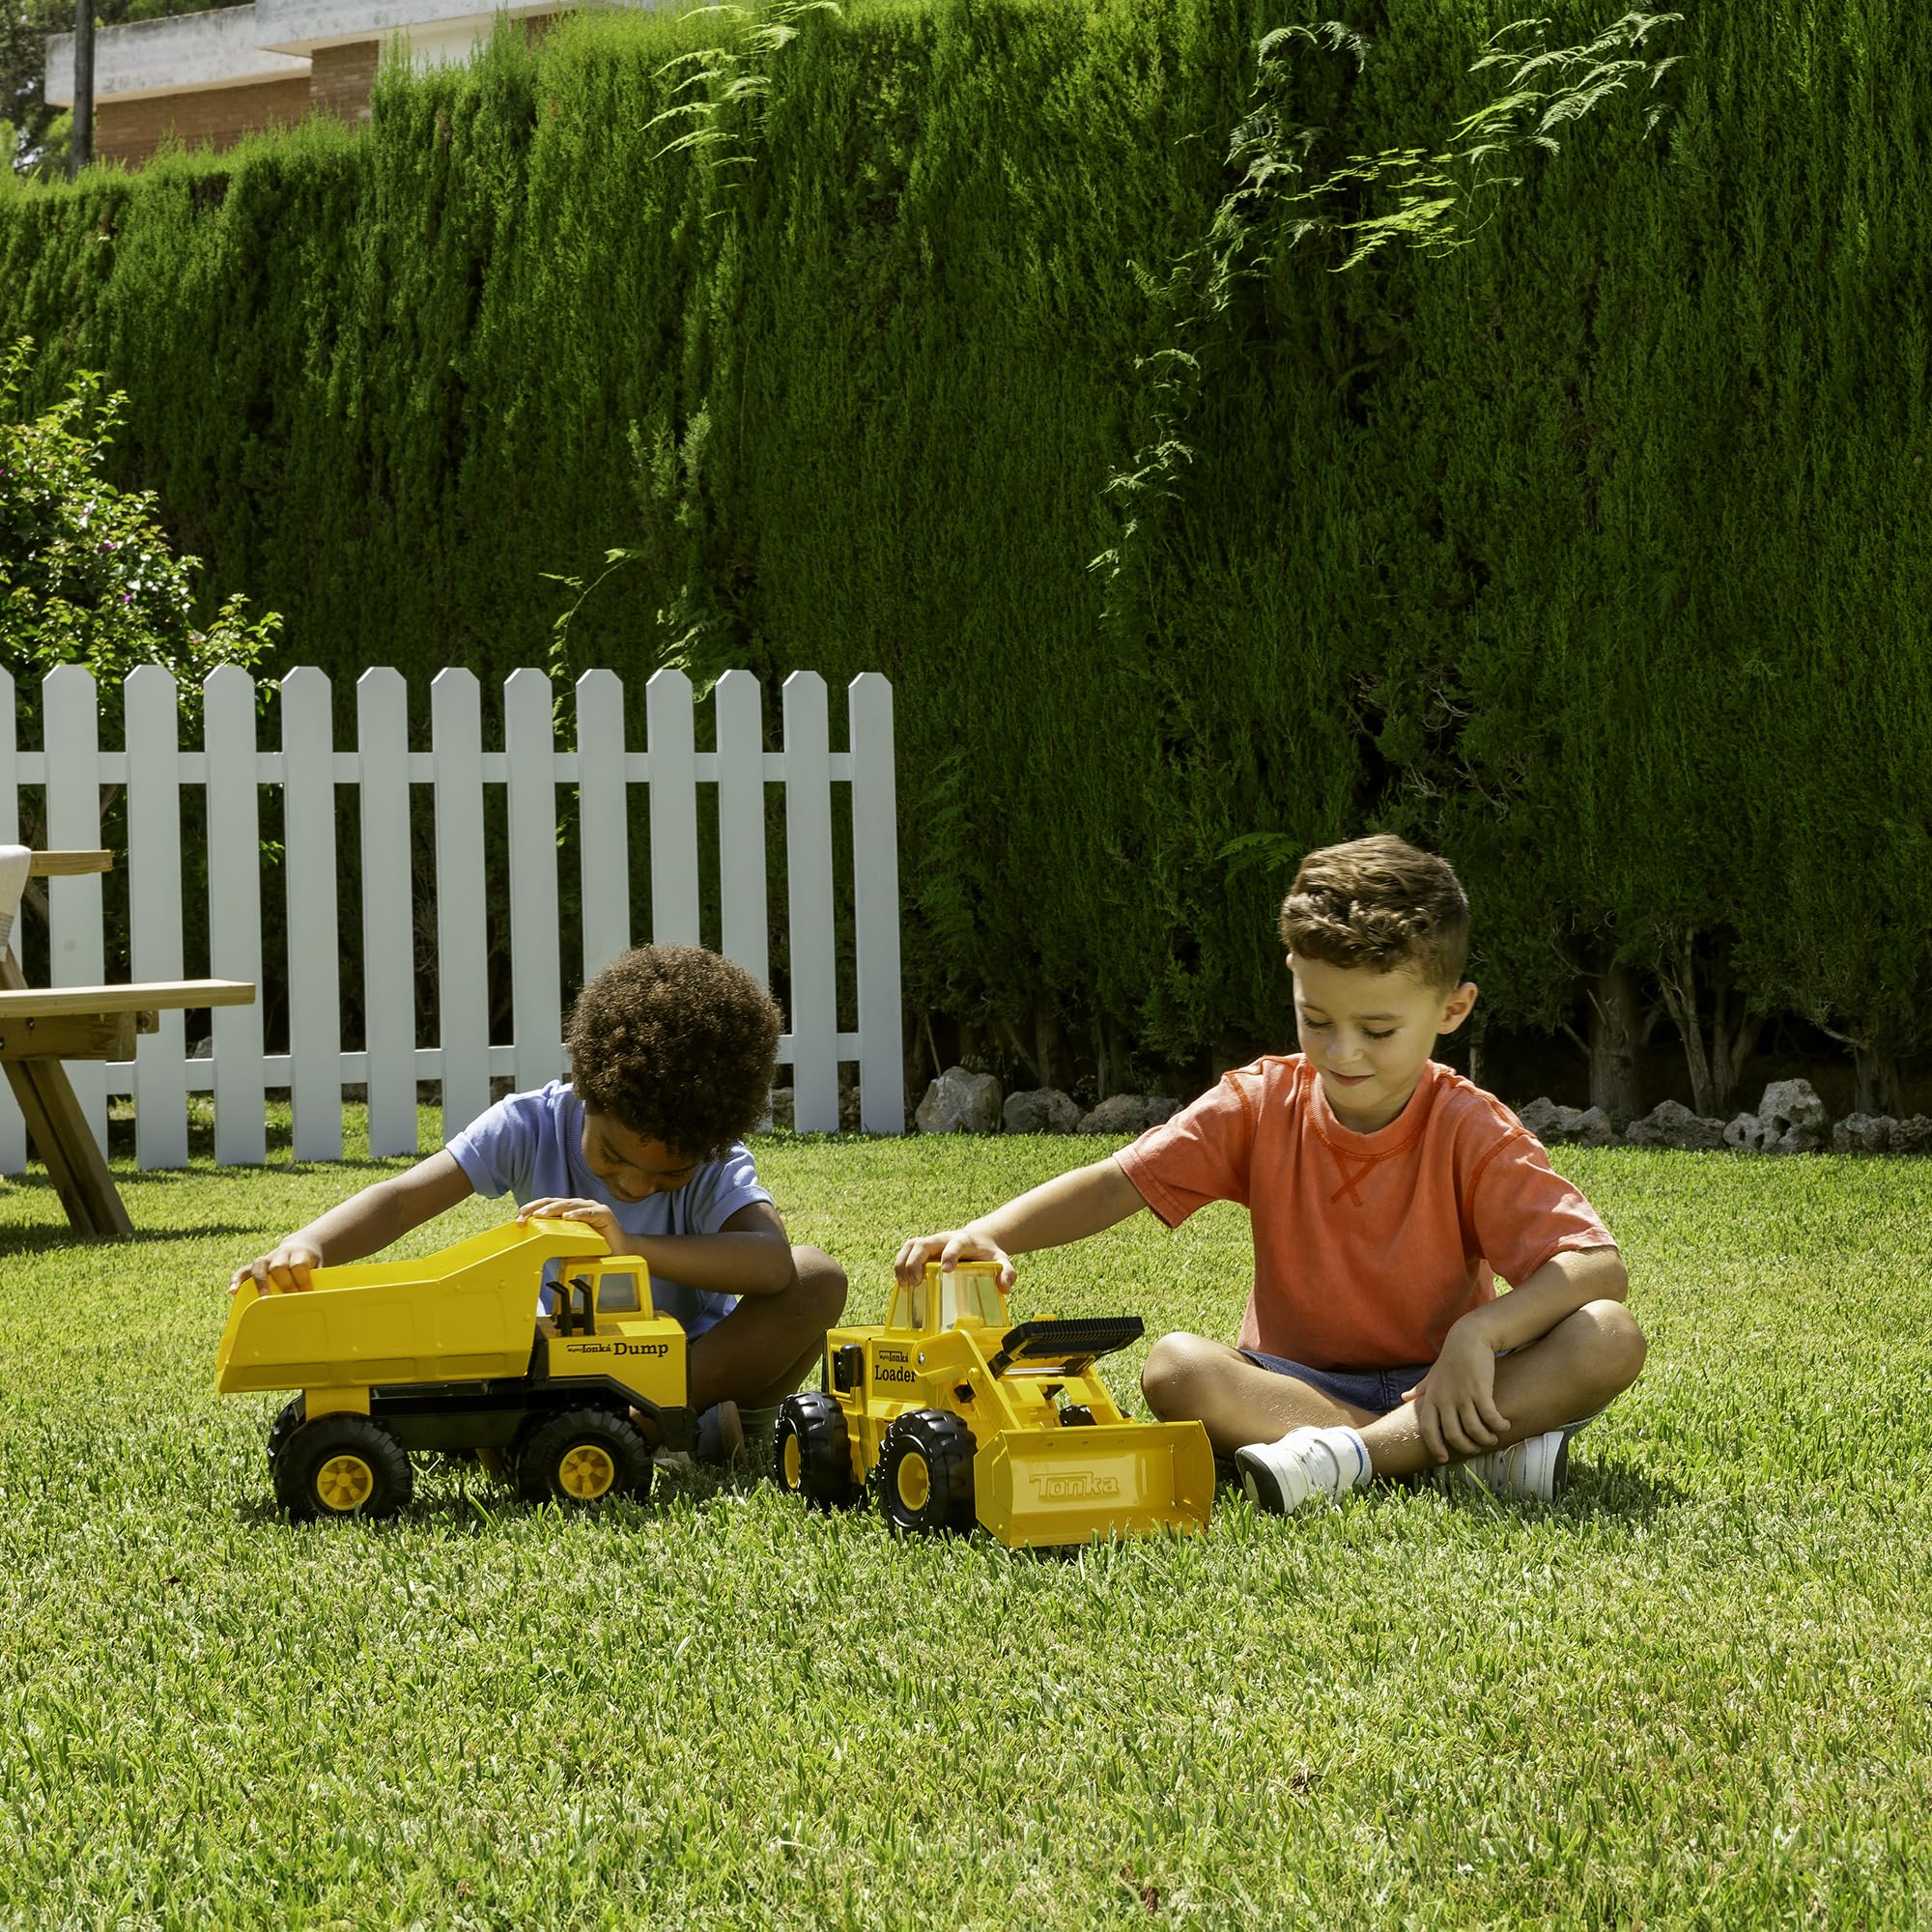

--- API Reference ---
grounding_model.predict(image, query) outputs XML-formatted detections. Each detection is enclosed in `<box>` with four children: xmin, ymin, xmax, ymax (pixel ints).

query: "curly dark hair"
<box><xmin>566</xmin><ymin>945</ymin><xmax>781</xmax><ymax>1157</ymax></box>
<box><xmin>1278</xmin><ymin>834</ymin><xmax>1470</xmax><ymax>991</ymax></box>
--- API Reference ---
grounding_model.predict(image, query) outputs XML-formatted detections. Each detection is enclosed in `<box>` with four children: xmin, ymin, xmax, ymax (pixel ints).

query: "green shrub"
<box><xmin>0</xmin><ymin>0</ymin><xmax>1923</xmax><ymax>1104</ymax></box>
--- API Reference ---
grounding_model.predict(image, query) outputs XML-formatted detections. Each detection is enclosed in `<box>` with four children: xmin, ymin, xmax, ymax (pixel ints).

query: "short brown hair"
<box><xmin>1278</xmin><ymin>834</ymin><xmax>1470</xmax><ymax>991</ymax></box>
<box><xmin>567</xmin><ymin>945</ymin><xmax>781</xmax><ymax>1158</ymax></box>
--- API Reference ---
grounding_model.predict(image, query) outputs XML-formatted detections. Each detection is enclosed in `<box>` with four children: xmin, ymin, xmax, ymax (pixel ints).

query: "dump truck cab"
<box><xmin>779</xmin><ymin>1261</ymin><xmax>1214</xmax><ymax>1548</ymax></box>
<box><xmin>216</xmin><ymin>1217</ymin><xmax>695</xmax><ymax>1521</ymax></box>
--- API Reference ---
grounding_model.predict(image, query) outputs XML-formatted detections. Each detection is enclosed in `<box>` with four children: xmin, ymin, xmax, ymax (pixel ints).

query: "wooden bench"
<box><xmin>1</xmin><ymin>849</ymin><xmax>254</xmax><ymax>1240</ymax></box>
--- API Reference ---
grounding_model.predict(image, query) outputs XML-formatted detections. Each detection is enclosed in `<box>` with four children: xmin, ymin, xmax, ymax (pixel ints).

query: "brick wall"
<box><xmin>94</xmin><ymin>76</ymin><xmax>312</xmax><ymax>168</ymax></box>
<box><xmin>91</xmin><ymin>14</ymin><xmax>566</xmax><ymax>169</ymax></box>
<box><xmin>309</xmin><ymin>41</ymin><xmax>379</xmax><ymax>126</ymax></box>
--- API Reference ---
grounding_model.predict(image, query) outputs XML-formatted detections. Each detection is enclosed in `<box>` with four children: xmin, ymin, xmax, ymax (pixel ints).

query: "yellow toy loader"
<box><xmin>215</xmin><ymin>1218</ymin><xmax>692</xmax><ymax>1521</ymax></box>
<box><xmin>775</xmin><ymin>1261</ymin><xmax>1213</xmax><ymax>1548</ymax></box>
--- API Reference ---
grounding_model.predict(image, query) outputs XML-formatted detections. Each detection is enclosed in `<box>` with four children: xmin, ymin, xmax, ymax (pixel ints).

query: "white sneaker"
<box><xmin>1235</xmin><ymin>1425</ymin><xmax>1373</xmax><ymax>1515</ymax></box>
<box><xmin>1463</xmin><ymin>1428</ymin><xmax>1570</xmax><ymax>1502</ymax></box>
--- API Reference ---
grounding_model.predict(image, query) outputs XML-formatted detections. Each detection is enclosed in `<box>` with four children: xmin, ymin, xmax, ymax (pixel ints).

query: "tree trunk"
<box><xmin>1094</xmin><ymin>1014</ymin><xmax>1119</xmax><ymax>1101</ymax></box>
<box><xmin>1656</xmin><ymin>929</ymin><xmax>1761</xmax><ymax>1120</ymax></box>
<box><xmin>1708</xmin><ymin>980</ymin><xmax>1763</xmax><ymax>1120</ymax></box>
<box><xmin>1586</xmin><ymin>962</ymin><xmax>1644</xmax><ymax>1120</ymax></box>
<box><xmin>1854</xmin><ymin>1044</ymin><xmax>1904</xmax><ymax>1118</ymax></box>
<box><xmin>1033</xmin><ymin>1009</ymin><xmax>1061</xmax><ymax>1091</ymax></box>
<box><xmin>1655</xmin><ymin>934</ymin><xmax>1714</xmax><ymax>1118</ymax></box>
<box><xmin>992</xmin><ymin>1013</ymin><xmax>1039</xmax><ymax>1086</ymax></box>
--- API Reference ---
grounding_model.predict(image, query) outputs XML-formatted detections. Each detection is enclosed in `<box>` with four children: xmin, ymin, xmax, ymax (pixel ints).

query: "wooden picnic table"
<box><xmin>0</xmin><ymin>849</ymin><xmax>254</xmax><ymax>1240</ymax></box>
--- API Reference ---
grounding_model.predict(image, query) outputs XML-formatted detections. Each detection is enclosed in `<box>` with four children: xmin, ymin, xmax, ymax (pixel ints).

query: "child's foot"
<box><xmin>1462</xmin><ymin>1427</ymin><xmax>1570</xmax><ymax>1502</ymax></box>
<box><xmin>732</xmin><ymin>1404</ymin><xmax>783</xmax><ymax>1480</ymax></box>
<box><xmin>1235</xmin><ymin>1424</ymin><xmax>1373</xmax><ymax>1514</ymax></box>
<box><xmin>696</xmin><ymin>1401</ymin><xmax>745</xmax><ymax>1466</ymax></box>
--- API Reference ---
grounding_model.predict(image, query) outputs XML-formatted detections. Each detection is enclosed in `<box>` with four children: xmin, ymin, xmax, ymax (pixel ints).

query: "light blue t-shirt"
<box><xmin>445</xmin><ymin>1080</ymin><xmax>772</xmax><ymax>1339</ymax></box>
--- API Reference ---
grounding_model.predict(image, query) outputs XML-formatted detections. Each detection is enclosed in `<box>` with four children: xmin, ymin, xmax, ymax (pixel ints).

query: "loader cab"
<box><xmin>888</xmin><ymin>1262</ymin><xmax>1008</xmax><ymax>1335</ymax></box>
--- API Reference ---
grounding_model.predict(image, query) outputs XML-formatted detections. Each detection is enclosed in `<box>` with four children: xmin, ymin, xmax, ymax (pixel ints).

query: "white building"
<box><xmin>46</xmin><ymin>2</ymin><xmax>658</xmax><ymax>168</ymax></box>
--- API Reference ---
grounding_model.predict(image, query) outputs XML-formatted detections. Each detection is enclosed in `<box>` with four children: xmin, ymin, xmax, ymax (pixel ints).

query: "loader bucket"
<box><xmin>972</xmin><ymin>1420</ymin><xmax>1214</xmax><ymax>1548</ymax></box>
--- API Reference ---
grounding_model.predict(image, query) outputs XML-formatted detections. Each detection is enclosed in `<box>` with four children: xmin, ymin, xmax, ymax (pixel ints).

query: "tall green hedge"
<box><xmin>1</xmin><ymin>0</ymin><xmax>1925</xmax><ymax>1108</ymax></box>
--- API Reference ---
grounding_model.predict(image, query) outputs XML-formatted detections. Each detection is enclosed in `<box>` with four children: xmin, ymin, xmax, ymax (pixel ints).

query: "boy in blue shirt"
<box><xmin>231</xmin><ymin>945</ymin><xmax>845</xmax><ymax>1461</ymax></box>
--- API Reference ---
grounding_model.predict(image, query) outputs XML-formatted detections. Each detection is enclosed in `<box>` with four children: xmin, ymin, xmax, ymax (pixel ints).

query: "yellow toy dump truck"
<box><xmin>215</xmin><ymin>1218</ymin><xmax>692</xmax><ymax>1522</ymax></box>
<box><xmin>774</xmin><ymin>1261</ymin><xmax>1213</xmax><ymax>1548</ymax></box>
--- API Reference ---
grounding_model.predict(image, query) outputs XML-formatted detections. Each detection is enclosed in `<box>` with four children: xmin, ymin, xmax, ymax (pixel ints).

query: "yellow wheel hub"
<box><xmin>558</xmin><ymin>1443</ymin><xmax>617</xmax><ymax>1500</ymax></box>
<box><xmin>315</xmin><ymin>1454</ymin><xmax>374</xmax><ymax>1513</ymax></box>
<box><xmin>895</xmin><ymin>1451</ymin><xmax>931</xmax><ymax>1514</ymax></box>
<box><xmin>782</xmin><ymin>1434</ymin><xmax>803</xmax><ymax>1490</ymax></box>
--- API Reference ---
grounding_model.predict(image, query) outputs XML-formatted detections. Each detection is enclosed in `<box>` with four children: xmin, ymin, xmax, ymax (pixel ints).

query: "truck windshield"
<box><xmin>939</xmin><ymin>1271</ymin><xmax>1004</xmax><ymax>1327</ymax></box>
<box><xmin>597</xmin><ymin>1271</ymin><xmax>640</xmax><ymax>1313</ymax></box>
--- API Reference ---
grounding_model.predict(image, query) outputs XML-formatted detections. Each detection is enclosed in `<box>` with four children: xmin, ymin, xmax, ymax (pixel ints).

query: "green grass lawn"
<box><xmin>3</xmin><ymin>1118</ymin><xmax>1929</xmax><ymax>1928</ymax></box>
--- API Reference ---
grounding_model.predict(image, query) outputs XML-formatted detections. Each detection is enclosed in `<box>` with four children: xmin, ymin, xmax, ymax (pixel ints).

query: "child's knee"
<box><xmin>788</xmin><ymin>1245</ymin><xmax>848</xmax><ymax>1328</ymax></box>
<box><xmin>1575</xmin><ymin>1297</ymin><xmax>1646</xmax><ymax>1393</ymax></box>
<box><xmin>1140</xmin><ymin>1331</ymin><xmax>1219</xmax><ymax>1420</ymax></box>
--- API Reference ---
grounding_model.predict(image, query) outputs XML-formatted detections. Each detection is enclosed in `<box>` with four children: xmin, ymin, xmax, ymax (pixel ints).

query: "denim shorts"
<box><xmin>1239</xmin><ymin>1349</ymin><xmax>1435</xmax><ymax>1417</ymax></box>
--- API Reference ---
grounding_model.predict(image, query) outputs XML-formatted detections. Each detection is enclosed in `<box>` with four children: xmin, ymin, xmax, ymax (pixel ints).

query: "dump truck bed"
<box><xmin>214</xmin><ymin>1217</ymin><xmax>612</xmax><ymax>1396</ymax></box>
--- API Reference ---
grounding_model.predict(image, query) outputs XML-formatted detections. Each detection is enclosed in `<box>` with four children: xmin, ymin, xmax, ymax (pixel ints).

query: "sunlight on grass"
<box><xmin>2</xmin><ymin>1121</ymin><xmax>1928</xmax><ymax>1926</ymax></box>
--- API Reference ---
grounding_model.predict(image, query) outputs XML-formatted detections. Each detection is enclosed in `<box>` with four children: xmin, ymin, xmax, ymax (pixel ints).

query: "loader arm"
<box><xmin>985</xmin><ymin>1316</ymin><xmax>1145</xmax><ymax>1378</ymax></box>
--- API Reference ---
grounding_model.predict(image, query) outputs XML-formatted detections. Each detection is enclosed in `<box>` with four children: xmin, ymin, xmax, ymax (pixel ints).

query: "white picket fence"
<box><xmin>0</xmin><ymin>664</ymin><xmax>904</xmax><ymax>1171</ymax></box>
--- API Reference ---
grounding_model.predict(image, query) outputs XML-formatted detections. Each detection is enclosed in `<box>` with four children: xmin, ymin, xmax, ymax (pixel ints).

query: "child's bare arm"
<box><xmin>228</xmin><ymin>1151</ymin><xmax>476</xmax><ymax>1293</ymax></box>
<box><xmin>894</xmin><ymin>1154</ymin><xmax>1151</xmax><ymax>1289</ymax></box>
<box><xmin>1403</xmin><ymin>1244</ymin><xmax>1630</xmax><ymax>1460</ymax></box>
<box><xmin>515</xmin><ymin>1197</ymin><xmax>797</xmax><ymax>1296</ymax></box>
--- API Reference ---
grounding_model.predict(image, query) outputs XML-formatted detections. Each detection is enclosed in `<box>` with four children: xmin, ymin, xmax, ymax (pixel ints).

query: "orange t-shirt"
<box><xmin>1115</xmin><ymin>1055</ymin><xmax>1615</xmax><ymax>1370</ymax></box>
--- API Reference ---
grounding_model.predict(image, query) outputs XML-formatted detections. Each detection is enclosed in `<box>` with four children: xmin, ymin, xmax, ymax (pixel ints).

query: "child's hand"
<box><xmin>229</xmin><ymin>1240</ymin><xmax>323</xmax><ymax>1295</ymax></box>
<box><xmin>1402</xmin><ymin>1327</ymin><xmax>1511</xmax><ymax>1463</ymax></box>
<box><xmin>893</xmin><ymin>1230</ymin><xmax>1014</xmax><ymax>1290</ymax></box>
<box><xmin>519</xmin><ymin>1197</ymin><xmax>623</xmax><ymax>1252</ymax></box>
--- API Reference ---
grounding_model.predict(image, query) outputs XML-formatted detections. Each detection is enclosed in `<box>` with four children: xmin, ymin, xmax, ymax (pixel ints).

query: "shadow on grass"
<box><xmin>0</xmin><ymin>1216</ymin><xmax>260</xmax><ymax>1255</ymax></box>
<box><xmin>1202</xmin><ymin>1452</ymin><xmax>1686</xmax><ymax>1521</ymax></box>
<box><xmin>1563</xmin><ymin>1457</ymin><xmax>1687</xmax><ymax>1520</ymax></box>
<box><xmin>228</xmin><ymin>1459</ymin><xmax>754</xmax><ymax>1533</ymax></box>
<box><xmin>1438</xmin><ymin>1456</ymin><xmax>1687</xmax><ymax>1524</ymax></box>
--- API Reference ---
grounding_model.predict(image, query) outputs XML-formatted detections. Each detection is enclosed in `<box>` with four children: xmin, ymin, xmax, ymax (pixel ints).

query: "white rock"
<box><xmin>1724</xmin><ymin>1112</ymin><xmax>1769</xmax><ymax>1151</ymax></box>
<box><xmin>1076</xmin><ymin>1094</ymin><xmax>1179</xmax><ymax>1136</ymax></box>
<box><xmin>1003</xmin><ymin>1087</ymin><xmax>1083</xmax><ymax>1134</ymax></box>
<box><xmin>1517</xmin><ymin>1096</ymin><xmax>1584</xmax><ymax>1144</ymax></box>
<box><xmin>1831</xmin><ymin>1113</ymin><xmax>1893</xmax><ymax>1153</ymax></box>
<box><xmin>915</xmin><ymin>1065</ymin><xmax>1003</xmax><ymax>1134</ymax></box>
<box><xmin>1758</xmin><ymin>1077</ymin><xmax>1829</xmax><ymax>1153</ymax></box>
<box><xmin>1626</xmin><ymin>1098</ymin><xmax>1727</xmax><ymax>1151</ymax></box>
<box><xmin>1571</xmin><ymin>1105</ymin><xmax>1616</xmax><ymax>1148</ymax></box>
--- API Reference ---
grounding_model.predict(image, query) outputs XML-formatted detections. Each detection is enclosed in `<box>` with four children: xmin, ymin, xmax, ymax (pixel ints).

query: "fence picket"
<box><xmin>356</xmin><ymin>669</ymin><xmax>416</xmax><ymax>1157</ymax></box>
<box><xmin>432</xmin><ymin>669</ymin><xmax>491</xmax><ymax>1140</ymax></box>
<box><xmin>44</xmin><ymin>668</ymin><xmax>107</xmax><ymax>1153</ymax></box>
<box><xmin>646</xmin><ymin>670</ymin><xmax>700</xmax><ymax>948</ymax></box>
<box><xmin>0</xmin><ymin>666</ymin><xmax>904</xmax><ymax>1182</ymax></box>
<box><xmin>782</xmin><ymin>672</ymin><xmax>838</xmax><ymax>1131</ymax></box>
<box><xmin>0</xmin><ymin>668</ymin><xmax>22</xmax><ymax>1172</ymax></box>
<box><xmin>714</xmin><ymin>669</ymin><xmax>769</xmax><ymax>991</ymax></box>
<box><xmin>205</xmin><ymin>666</ymin><xmax>266</xmax><ymax>1164</ymax></box>
<box><xmin>849</xmin><ymin>674</ymin><xmax>905</xmax><ymax>1134</ymax></box>
<box><xmin>575</xmin><ymin>669</ymin><xmax>631</xmax><ymax>988</ymax></box>
<box><xmin>505</xmin><ymin>669</ymin><xmax>563</xmax><ymax>1094</ymax></box>
<box><xmin>126</xmin><ymin>667</ymin><xmax>188</xmax><ymax>1168</ymax></box>
<box><xmin>281</xmin><ymin>668</ymin><xmax>343</xmax><ymax>1161</ymax></box>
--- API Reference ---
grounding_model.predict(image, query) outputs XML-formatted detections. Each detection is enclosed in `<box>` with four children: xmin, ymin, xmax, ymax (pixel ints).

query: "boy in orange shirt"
<box><xmin>895</xmin><ymin>834</ymin><xmax>1645</xmax><ymax>1513</ymax></box>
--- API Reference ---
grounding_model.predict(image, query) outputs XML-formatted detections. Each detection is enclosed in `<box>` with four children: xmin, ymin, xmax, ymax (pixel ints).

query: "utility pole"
<box><xmin>70</xmin><ymin>3</ymin><xmax>95</xmax><ymax>178</ymax></box>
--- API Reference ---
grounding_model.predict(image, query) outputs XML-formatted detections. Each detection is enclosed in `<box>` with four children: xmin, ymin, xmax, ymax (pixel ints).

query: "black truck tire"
<box><xmin>775</xmin><ymin>1392</ymin><xmax>856</xmax><ymax>1507</ymax></box>
<box><xmin>873</xmin><ymin>1409</ymin><xmax>976</xmax><ymax>1536</ymax></box>
<box><xmin>515</xmin><ymin>1407</ymin><xmax>654</xmax><ymax>1508</ymax></box>
<box><xmin>265</xmin><ymin>1395</ymin><xmax>306</xmax><ymax>1471</ymax></box>
<box><xmin>275</xmin><ymin>1412</ymin><xmax>412</xmax><ymax>1523</ymax></box>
